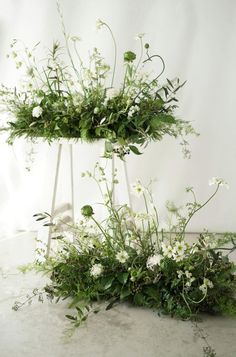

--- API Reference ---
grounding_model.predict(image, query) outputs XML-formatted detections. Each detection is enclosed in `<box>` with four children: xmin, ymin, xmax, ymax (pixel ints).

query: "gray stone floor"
<box><xmin>1</xmin><ymin>233</ymin><xmax>236</xmax><ymax>357</ymax></box>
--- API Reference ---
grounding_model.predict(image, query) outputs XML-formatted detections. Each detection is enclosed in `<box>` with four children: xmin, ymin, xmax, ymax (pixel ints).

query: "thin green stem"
<box><xmin>181</xmin><ymin>185</ymin><xmax>220</xmax><ymax>234</ymax></box>
<box><xmin>102</xmin><ymin>23</ymin><xmax>117</xmax><ymax>87</ymax></box>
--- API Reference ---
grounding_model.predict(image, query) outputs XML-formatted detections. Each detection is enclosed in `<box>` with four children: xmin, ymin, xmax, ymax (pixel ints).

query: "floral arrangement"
<box><xmin>14</xmin><ymin>164</ymin><xmax>236</xmax><ymax>333</ymax></box>
<box><xmin>0</xmin><ymin>1</ymin><xmax>197</xmax><ymax>158</ymax></box>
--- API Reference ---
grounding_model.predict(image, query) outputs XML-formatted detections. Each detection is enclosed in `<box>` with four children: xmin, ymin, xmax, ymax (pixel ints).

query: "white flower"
<box><xmin>203</xmin><ymin>278</ymin><xmax>214</xmax><ymax>288</ymax></box>
<box><xmin>131</xmin><ymin>181</ymin><xmax>145</xmax><ymax>197</ymax></box>
<box><xmin>90</xmin><ymin>263</ymin><xmax>103</xmax><ymax>278</ymax></box>
<box><xmin>134</xmin><ymin>33</ymin><xmax>145</xmax><ymax>41</ymax></box>
<box><xmin>162</xmin><ymin>243</ymin><xmax>173</xmax><ymax>258</ymax></box>
<box><xmin>69</xmin><ymin>36</ymin><xmax>81</xmax><ymax>42</ymax></box>
<box><xmin>173</xmin><ymin>241</ymin><xmax>187</xmax><ymax>255</ymax></box>
<box><xmin>186</xmin><ymin>277</ymin><xmax>195</xmax><ymax>287</ymax></box>
<box><xmin>173</xmin><ymin>254</ymin><xmax>185</xmax><ymax>262</ymax></box>
<box><xmin>177</xmin><ymin>270</ymin><xmax>184</xmax><ymax>279</ymax></box>
<box><xmin>208</xmin><ymin>177</ymin><xmax>229</xmax><ymax>189</ymax></box>
<box><xmin>32</xmin><ymin>106</ymin><xmax>43</xmax><ymax>118</ymax></box>
<box><xmin>128</xmin><ymin>105</ymin><xmax>140</xmax><ymax>118</ymax></box>
<box><xmin>199</xmin><ymin>284</ymin><xmax>207</xmax><ymax>294</ymax></box>
<box><xmin>116</xmin><ymin>250</ymin><xmax>129</xmax><ymax>263</ymax></box>
<box><xmin>185</xmin><ymin>270</ymin><xmax>192</xmax><ymax>279</ymax></box>
<box><xmin>199</xmin><ymin>278</ymin><xmax>214</xmax><ymax>294</ymax></box>
<box><xmin>146</xmin><ymin>254</ymin><xmax>162</xmax><ymax>270</ymax></box>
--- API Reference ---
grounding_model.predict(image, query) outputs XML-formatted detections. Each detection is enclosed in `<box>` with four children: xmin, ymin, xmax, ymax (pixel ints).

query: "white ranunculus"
<box><xmin>32</xmin><ymin>106</ymin><xmax>43</xmax><ymax>118</ymax></box>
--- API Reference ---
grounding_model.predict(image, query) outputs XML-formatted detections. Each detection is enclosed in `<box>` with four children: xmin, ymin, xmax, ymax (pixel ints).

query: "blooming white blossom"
<box><xmin>131</xmin><ymin>181</ymin><xmax>145</xmax><ymax>197</ymax></box>
<box><xmin>90</xmin><ymin>263</ymin><xmax>103</xmax><ymax>278</ymax></box>
<box><xmin>146</xmin><ymin>254</ymin><xmax>162</xmax><ymax>270</ymax></box>
<box><xmin>116</xmin><ymin>250</ymin><xmax>129</xmax><ymax>263</ymax></box>
<box><xmin>128</xmin><ymin>105</ymin><xmax>140</xmax><ymax>118</ymax></box>
<box><xmin>177</xmin><ymin>270</ymin><xmax>184</xmax><ymax>279</ymax></box>
<box><xmin>173</xmin><ymin>241</ymin><xmax>187</xmax><ymax>255</ymax></box>
<box><xmin>32</xmin><ymin>106</ymin><xmax>43</xmax><ymax>118</ymax></box>
<box><xmin>208</xmin><ymin>177</ymin><xmax>229</xmax><ymax>189</ymax></box>
<box><xmin>134</xmin><ymin>33</ymin><xmax>145</xmax><ymax>41</ymax></box>
<box><xmin>184</xmin><ymin>270</ymin><xmax>195</xmax><ymax>287</ymax></box>
<box><xmin>162</xmin><ymin>243</ymin><xmax>173</xmax><ymax>258</ymax></box>
<box><xmin>199</xmin><ymin>278</ymin><xmax>214</xmax><ymax>294</ymax></box>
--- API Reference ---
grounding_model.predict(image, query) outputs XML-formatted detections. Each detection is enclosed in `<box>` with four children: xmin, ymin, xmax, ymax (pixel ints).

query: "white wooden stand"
<box><xmin>46</xmin><ymin>141</ymin><xmax>132</xmax><ymax>256</ymax></box>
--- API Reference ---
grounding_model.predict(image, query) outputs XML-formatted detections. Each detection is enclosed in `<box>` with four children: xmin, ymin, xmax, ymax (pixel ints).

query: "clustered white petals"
<box><xmin>146</xmin><ymin>254</ymin><xmax>162</xmax><ymax>270</ymax></box>
<box><xmin>199</xmin><ymin>278</ymin><xmax>214</xmax><ymax>294</ymax></box>
<box><xmin>208</xmin><ymin>177</ymin><xmax>229</xmax><ymax>189</ymax></box>
<box><xmin>32</xmin><ymin>106</ymin><xmax>43</xmax><ymax>118</ymax></box>
<box><xmin>128</xmin><ymin>105</ymin><xmax>140</xmax><ymax>118</ymax></box>
<box><xmin>162</xmin><ymin>241</ymin><xmax>187</xmax><ymax>262</ymax></box>
<box><xmin>90</xmin><ymin>263</ymin><xmax>103</xmax><ymax>278</ymax></box>
<box><xmin>131</xmin><ymin>181</ymin><xmax>145</xmax><ymax>197</ymax></box>
<box><xmin>116</xmin><ymin>250</ymin><xmax>129</xmax><ymax>263</ymax></box>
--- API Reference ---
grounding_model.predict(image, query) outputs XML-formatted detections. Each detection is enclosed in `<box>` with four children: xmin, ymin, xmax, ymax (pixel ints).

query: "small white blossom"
<box><xmin>204</xmin><ymin>278</ymin><xmax>214</xmax><ymax>288</ymax></box>
<box><xmin>128</xmin><ymin>105</ymin><xmax>140</xmax><ymax>118</ymax></box>
<box><xmin>116</xmin><ymin>250</ymin><xmax>129</xmax><ymax>263</ymax></box>
<box><xmin>177</xmin><ymin>270</ymin><xmax>184</xmax><ymax>279</ymax></box>
<box><xmin>32</xmin><ymin>106</ymin><xmax>43</xmax><ymax>118</ymax></box>
<box><xmin>90</xmin><ymin>263</ymin><xmax>103</xmax><ymax>278</ymax></box>
<box><xmin>131</xmin><ymin>181</ymin><xmax>145</xmax><ymax>197</ymax></box>
<box><xmin>69</xmin><ymin>36</ymin><xmax>81</xmax><ymax>42</ymax></box>
<box><xmin>185</xmin><ymin>270</ymin><xmax>192</xmax><ymax>279</ymax></box>
<box><xmin>94</xmin><ymin>107</ymin><xmax>99</xmax><ymax>114</ymax></box>
<box><xmin>208</xmin><ymin>177</ymin><xmax>229</xmax><ymax>189</ymax></box>
<box><xmin>162</xmin><ymin>243</ymin><xmax>173</xmax><ymax>258</ymax></box>
<box><xmin>173</xmin><ymin>241</ymin><xmax>187</xmax><ymax>255</ymax></box>
<box><xmin>199</xmin><ymin>278</ymin><xmax>214</xmax><ymax>294</ymax></box>
<box><xmin>134</xmin><ymin>33</ymin><xmax>145</xmax><ymax>41</ymax></box>
<box><xmin>199</xmin><ymin>284</ymin><xmax>207</xmax><ymax>294</ymax></box>
<box><xmin>146</xmin><ymin>254</ymin><xmax>162</xmax><ymax>270</ymax></box>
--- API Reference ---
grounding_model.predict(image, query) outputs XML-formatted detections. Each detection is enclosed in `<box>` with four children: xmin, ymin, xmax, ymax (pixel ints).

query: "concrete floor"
<box><xmin>1</xmin><ymin>233</ymin><xmax>236</xmax><ymax>357</ymax></box>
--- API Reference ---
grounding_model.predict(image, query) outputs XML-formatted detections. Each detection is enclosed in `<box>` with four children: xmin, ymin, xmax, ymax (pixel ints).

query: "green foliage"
<box><xmin>0</xmin><ymin>15</ymin><xmax>198</xmax><ymax>158</ymax></box>
<box><xmin>15</xmin><ymin>165</ymin><xmax>236</xmax><ymax>330</ymax></box>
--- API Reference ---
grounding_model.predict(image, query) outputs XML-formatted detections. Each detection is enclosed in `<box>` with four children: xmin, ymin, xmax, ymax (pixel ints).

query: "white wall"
<box><xmin>0</xmin><ymin>0</ymin><xmax>236</xmax><ymax>236</ymax></box>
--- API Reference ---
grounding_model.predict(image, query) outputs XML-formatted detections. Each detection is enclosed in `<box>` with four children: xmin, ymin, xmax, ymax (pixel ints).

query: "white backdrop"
<box><xmin>0</xmin><ymin>0</ymin><xmax>236</xmax><ymax>237</ymax></box>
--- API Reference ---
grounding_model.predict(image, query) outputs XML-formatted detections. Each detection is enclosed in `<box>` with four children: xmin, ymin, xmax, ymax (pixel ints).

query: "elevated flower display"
<box><xmin>0</xmin><ymin>2</ymin><xmax>197</xmax><ymax>158</ymax></box>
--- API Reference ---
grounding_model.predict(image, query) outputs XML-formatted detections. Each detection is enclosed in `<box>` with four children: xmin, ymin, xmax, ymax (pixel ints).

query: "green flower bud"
<box><xmin>144</xmin><ymin>43</ymin><xmax>149</xmax><ymax>49</ymax></box>
<box><xmin>124</xmin><ymin>51</ymin><xmax>136</xmax><ymax>62</ymax></box>
<box><xmin>81</xmin><ymin>205</ymin><xmax>94</xmax><ymax>217</ymax></box>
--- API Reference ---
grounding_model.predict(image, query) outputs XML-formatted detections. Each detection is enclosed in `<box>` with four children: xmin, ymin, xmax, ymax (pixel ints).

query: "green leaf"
<box><xmin>117</xmin><ymin>272</ymin><xmax>129</xmax><ymax>285</ymax></box>
<box><xmin>146</xmin><ymin>287</ymin><xmax>160</xmax><ymax>302</ymax></box>
<box><xmin>134</xmin><ymin>293</ymin><xmax>145</xmax><ymax>306</ymax></box>
<box><xmin>100</xmin><ymin>276</ymin><xmax>114</xmax><ymax>290</ymax></box>
<box><xmin>129</xmin><ymin>145</ymin><xmax>142</xmax><ymax>155</ymax></box>
<box><xmin>120</xmin><ymin>286</ymin><xmax>131</xmax><ymax>300</ymax></box>
<box><xmin>65</xmin><ymin>314</ymin><xmax>77</xmax><ymax>321</ymax></box>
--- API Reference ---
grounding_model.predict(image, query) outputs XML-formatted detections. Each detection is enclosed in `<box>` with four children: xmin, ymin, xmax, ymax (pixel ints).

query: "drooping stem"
<box><xmin>101</xmin><ymin>22</ymin><xmax>117</xmax><ymax>88</ymax></box>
